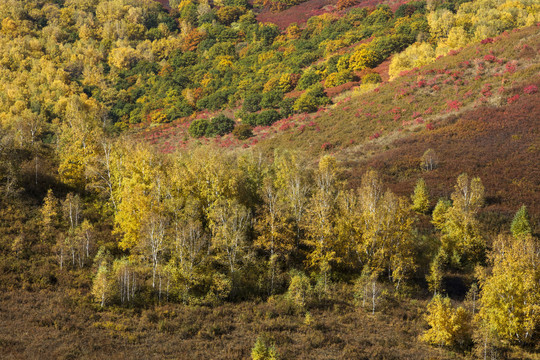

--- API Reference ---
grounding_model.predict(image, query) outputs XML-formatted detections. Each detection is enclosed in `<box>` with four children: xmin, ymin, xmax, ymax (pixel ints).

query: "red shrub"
<box><xmin>524</xmin><ymin>85</ymin><xmax>538</xmax><ymax>94</ymax></box>
<box><xmin>321</xmin><ymin>142</ymin><xmax>333</xmax><ymax>150</ymax></box>
<box><xmin>447</xmin><ymin>100</ymin><xmax>462</xmax><ymax>112</ymax></box>
<box><xmin>484</xmin><ymin>54</ymin><xmax>496</xmax><ymax>62</ymax></box>
<box><xmin>507</xmin><ymin>94</ymin><xmax>520</xmax><ymax>104</ymax></box>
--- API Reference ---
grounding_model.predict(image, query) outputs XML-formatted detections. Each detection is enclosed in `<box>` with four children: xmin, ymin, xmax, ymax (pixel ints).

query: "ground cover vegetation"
<box><xmin>0</xmin><ymin>0</ymin><xmax>539</xmax><ymax>358</ymax></box>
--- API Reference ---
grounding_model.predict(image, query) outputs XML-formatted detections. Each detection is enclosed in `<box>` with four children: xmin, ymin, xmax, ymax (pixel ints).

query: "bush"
<box><xmin>279</xmin><ymin>98</ymin><xmax>295</xmax><ymax>118</ymax></box>
<box><xmin>188</xmin><ymin>118</ymin><xmax>211</xmax><ymax>138</ymax></box>
<box><xmin>257</xmin><ymin>110</ymin><xmax>281</xmax><ymax>126</ymax></box>
<box><xmin>261</xmin><ymin>90</ymin><xmax>284</xmax><ymax>109</ymax></box>
<box><xmin>293</xmin><ymin>84</ymin><xmax>330</xmax><ymax>113</ymax></box>
<box><xmin>211</xmin><ymin>114</ymin><xmax>236</xmax><ymax>136</ymax></box>
<box><xmin>243</xmin><ymin>93</ymin><xmax>262</xmax><ymax>113</ymax></box>
<box><xmin>241</xmin><ymin>112</ymin><xmax>259</xmax><ymax>126</ymax></box>
<box><xmin>251</xmin><ymin>336</ymin><xmax>280</xmax><ymax>360</ymax></box>
<box><xmin>389</xmin><ymin>42</ymin><xmax>435</xmax><ymax>79</ymax></box>
<box><xmin>297</xmin><ymin>70</ymin><xmax>320</xmax><ymax>90</ymax></box>
<box><xmin>324</xmin><ymin>70</ymin><xmax>353</xmax><ymax>87</ymax></box>
<box><xmin>361</xmin><ymin>72</ymin><xmax>382</xmax><ymax>84</ymax></box>
<box><xmin>233</xmin><ymin>124</ymin><xmax>253</xmax><ymax>140</ymax></box>
<box><xmin>286</xmin><ymin>270</ymin><xmax>312</xmax><ymax>310</ymax></box>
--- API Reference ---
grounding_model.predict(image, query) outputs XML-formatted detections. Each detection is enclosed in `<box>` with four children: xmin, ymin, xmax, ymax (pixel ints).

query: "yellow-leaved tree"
<box><xmin>477</xmin><ymin>234</ymin><xmax>540</xmax><ymax>345</ymax></box>
<box><xmin>304</xmin><ymin>155</ymin><xmax>341</xmax><ymax>290</ymax></box>
<box><xmin>422</xmin><ymin>294</ymin><xmax>472</xmax><ymax>348</ymax></box>
<box><xmin>411</xmin><ymin>178</ymin><xmax>430</xmax><ymax>214</ymax></box>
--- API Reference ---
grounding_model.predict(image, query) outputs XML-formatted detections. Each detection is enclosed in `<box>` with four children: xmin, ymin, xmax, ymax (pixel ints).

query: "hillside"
<box><xmin>0</xmin><ymin>0</ymin><xmax>539</xmax><ymax>359</ymax></box>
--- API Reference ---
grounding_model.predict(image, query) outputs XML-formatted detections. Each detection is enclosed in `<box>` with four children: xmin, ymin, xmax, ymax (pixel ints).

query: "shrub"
<box><xmin>251</xmin><ymin>336</ymin><xmax>280</xmax><ymax>360</ymax></box>
<box><xmin>349</xmin><ymin>44</ymin><xmax>381</xmax><ymax>71</ymax></box>
<box><xmin>286</xmin><ymin>270</ymin><xmax>312</xmax><ymax>310</ymax></box>
<box><xmin>523</xmin><ymin>85</ymin><xmax>538</xmax><ymax>94</ymax></box>
<box><xmin>297</xmin><ymin>70</ymin><xmax>321</xmax><ymax>90</ymax></box>
<box><xmin>279</xmin><ymin>98</ymin><xmax>296</xmax><ymax>118</ymax></box>
<box><xmin>233</xmin><ymin>124</ymin><xmax>253</xmax><ymax>140</ymax></box>
<box><xmin>257</xmin><ymin>110</ymin><xmax>281</xmax><ymax>126</ymax></box>
<box><xmin>389</xmin><ymin>42</ymin><xmax>435</xmax><ymax>79</ymax></box>
<box><xmin>324</xmin><ymin>70</ymin><xmax>353</xmax><ymax>87</ymax></box>
<box><xmin>361</xmin><ymin>72</ymin><xmax>382</xmax><ymax>84</ymax></box>
<box><xmin>240</xmin><ymin>112</ymin><xmax>259</xmax><ymax>126</ymax></box>
<box><xmin>211</xmin><ymin>114</ymin><xmax>236</xmax><ymax>136</ymax></box>
<box><xmin>336</xmin><ymin>0</ymin><xmax>359</xmax><ymax>11</ymax></box>
<box><xmin>260</xmin><ymin>90</ymin><xmax>284</xmax><ymax>109</ymax></box>
<box><xmin>188</xmin><ymin>118</ymin><xmax>212</xmax><ymax>138</ymax></box>
<box><xmin>293</xmin><ymin>84</ymin><xmax>331</xmax><ymax>113</ymax></box>
<box><xmin>243</xmin><ymin>94</ymin><xmax>262</xmax><ymax>113</ymax></box>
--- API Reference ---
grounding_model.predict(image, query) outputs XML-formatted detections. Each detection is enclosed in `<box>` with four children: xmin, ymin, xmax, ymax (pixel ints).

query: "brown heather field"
<box><xmin>0</xmin><ymin>278</ymin><xmax>459</xmax><ymax>359</ymax></box>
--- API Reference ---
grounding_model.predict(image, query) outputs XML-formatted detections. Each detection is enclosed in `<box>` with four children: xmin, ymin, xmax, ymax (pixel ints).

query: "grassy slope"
<box><xmin>257</xmin><ymin>24</ymin><xmax>540</xmax><ymax>219</ymax></box>
<box><xmin>0</xmin><ymin>285</ymin><xmax>453</xmax><ymax>359</ymax></box>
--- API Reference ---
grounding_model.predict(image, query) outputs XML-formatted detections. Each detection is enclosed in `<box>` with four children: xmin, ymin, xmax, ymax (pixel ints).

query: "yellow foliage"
<box><xmin>389</xmin><ymin>42</ymin><xmax>435</xmax><ymax>79</ymax></box>
<box><xmin>478</xmin><ymin>235</ymin><xmax>540</xmax><ymax>344</ymax></box>
<box><xmin>349</xmin><ymin>44</ymin><xmax>379</xmax><ymax>71</ymax></box>
<box><xmin>258</xmin><ymin>51</ymin><xmax>276</xmax><ymax>64</ymax></box>
<box><xmin>422</xmin><ymin>295</ymin><xmax>471</xmax><ymax>347</ymax></box>
<box><xmin>216</xmin><ymin>55</ymin><xmax>235</xmax><ymax>71</ymax></box>
<box><xmin>108</xmin><ymin>46</ymin><xmax>140</xmax><ymax>70</ymax></box>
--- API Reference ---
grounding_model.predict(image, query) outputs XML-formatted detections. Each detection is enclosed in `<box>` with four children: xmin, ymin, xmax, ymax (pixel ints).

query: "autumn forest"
<box><xmin>0</xmin><ymin>0</ymin><xmax>539</xmax><ymax>358</ymax></box>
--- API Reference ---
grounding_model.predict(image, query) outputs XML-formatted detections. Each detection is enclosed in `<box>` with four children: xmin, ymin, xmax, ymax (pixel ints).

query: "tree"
<box><xmin>421</xmin><ymin>148</ymin><xmax>438</xmax><ymax>171</ymax></box>
<box><xmin>286</xmin><ymin>270</ymin><xmax>312</xmax><ymax>310</ymax></box>
<box><xmin>211</xmin><ymin>114</ymin><xmax>235</xmax><ymax>136</ymax></box>
<box><xmin>113</xmin><ymin>257</ymin><xmax>138</xmax><ymax>305</ymax></box>
<box><xmin>40</xmin><ymin>189</ymin><xmax>60</xmax><ymax>243</ymax></box>
<box><xmin>188</xmin><ymin>118</ymin><xmax>211</xmax><ymax>138</ymax></box>
<box><xmin>92</xmin><ymin>263</ymin><xmax>111</xmax><ymax>307</ymax></box>
<box><xmin>356</xmin><ymin>170</ymin><xmax>416</xmax><ymax>288</ymax></box>
<box><xmin>477</xmin><ymin>234</ymin><xmax>540</xmax><ymax>345</ymax></box>
<box><xmin>255</xmin><ymin>178</ymin><xmax>294</xmax><ymax>294</ymax></box>
<box><xmin>170</xmin><ymin>199</ymin><xmax>210</xmax><ymax>299</ymax></box>
<box><xmin>208</xmin><ymin>198</ymin><xmax>251</xmax><ymax>275</ymax></box>
<box><xmin>411</xmin><ymin>178</ymin><xmax>430</xmax><ymax>213</ymax></box>
<box><xmin>273</xmin><ymin>151</ymin><xmax>310</xmax><ymax>245</ymax></box>
<box><xmin>422</xmin><ymin>295</ymin><xmax>471</xmax><ymax>348</ymax></box>
<box><xmin>304</xmin><ymin>155</ymin><xmax>340</xmax><ymax>290</ymax></box>
<box><xmin>434</xmin><ymin>174</ymin><xmax>485</xmax><ymax>268</ymax></box>
<box><xmin>510</xmin><ymin>205</ymin><xmax>532</xmax><ymax>238</ymax></box>
<box><xmin>353</xmin><ymin>271</ymin><xmax>384</xmax><ymax>314</ymax></box>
